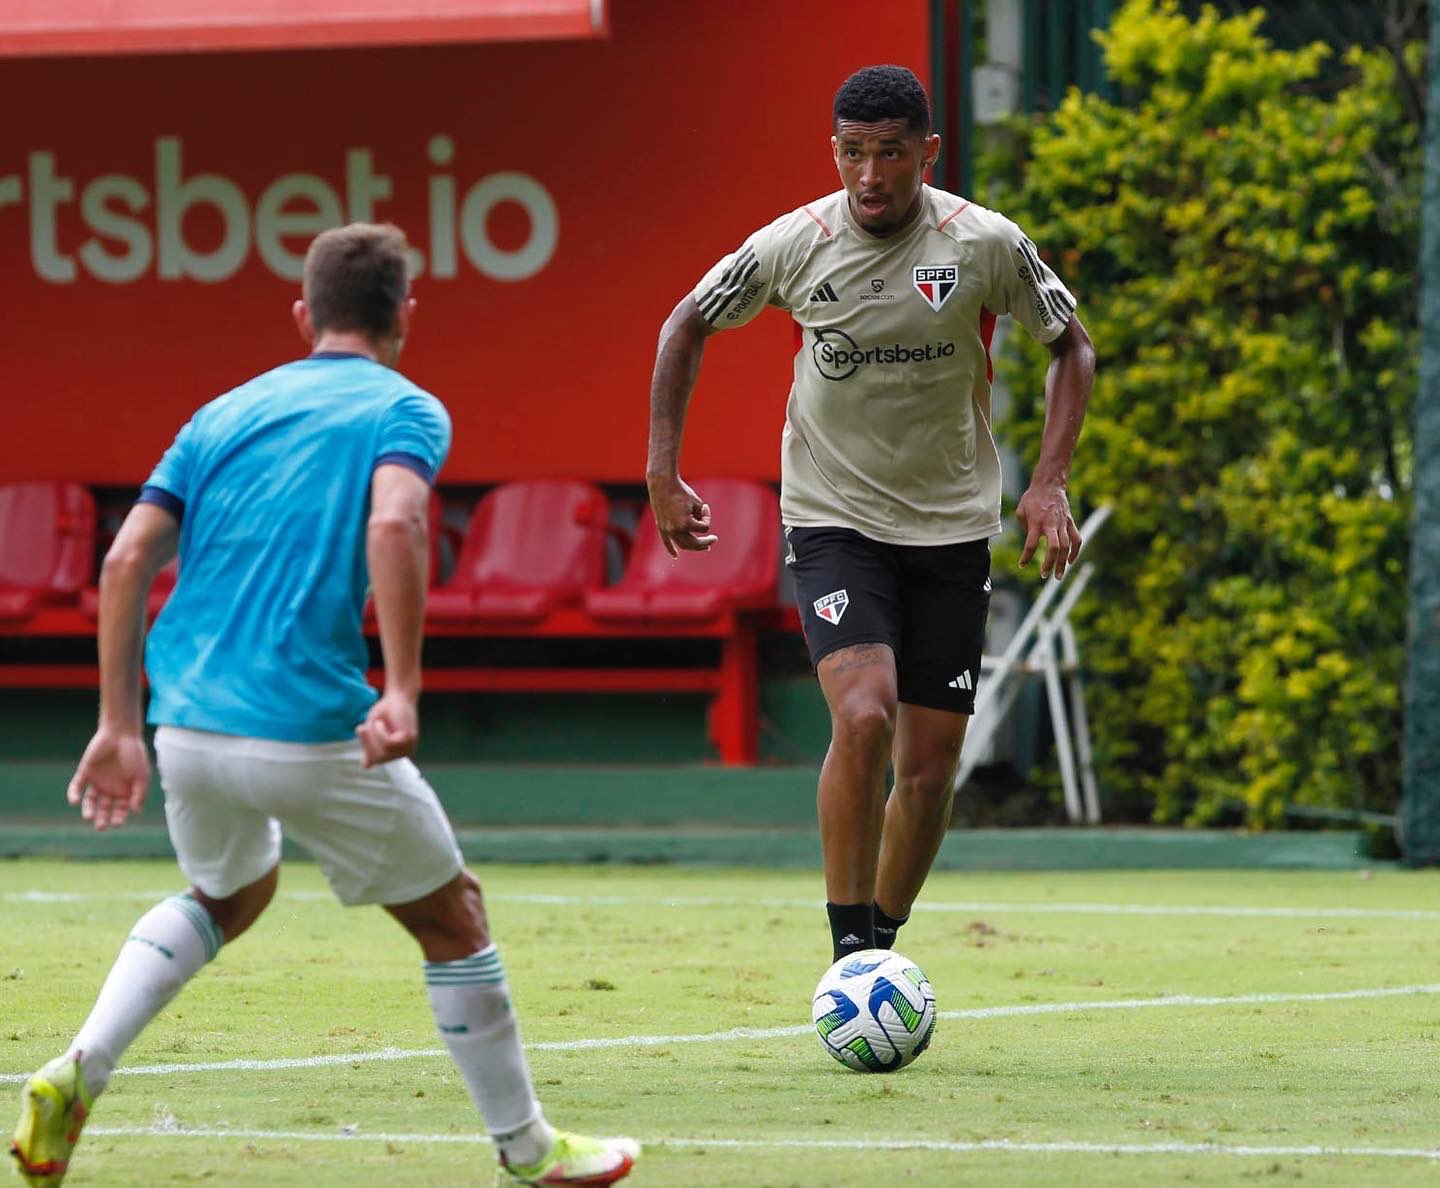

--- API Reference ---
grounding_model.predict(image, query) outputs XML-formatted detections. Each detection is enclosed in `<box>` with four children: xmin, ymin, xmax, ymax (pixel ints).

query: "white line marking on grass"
<box><xmin>952</xmin><ymin>982</ymin><xmax>1440</xmax><ymax>1018</ymax></box>
<box><xmin>7</xmin><ymin>982</ymin><xmax>1440</xmax><ymax>1085</ymax></box>
<box><xmin>489</xmin><ymin>893</ymin><xmax>1440</xmax><ymax>922</ymax></box>
<box><xmin>688</xmin><ymin>1137</ymin><xmax>1440</xmax><ymax>1160</ymax></box>
<box><xmin>81</xmin><ymin>1126</ymin><xmax>1440</xmax><ymax>1161</ymax></box>
<box><xmin>3</xmin><ymin>891</ymin><xmax>163</xmax><ymax>903</ymax></box>
<box><xmin>11</xmin><ymin>888</ymin><xmax>1440</xmax><ymax>922</ymax></box>
<box><xmin>906</xmin><ymin>901</ymin><xmax>1440</xmax><ymax>922</ymax></box>
<box><xmin>2</xmin><ymin>890</ymin><xmax>334</xmax><ymax>904</ymax></box>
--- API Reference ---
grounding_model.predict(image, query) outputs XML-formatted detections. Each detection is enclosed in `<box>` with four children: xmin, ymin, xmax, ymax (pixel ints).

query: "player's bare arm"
<box><xmin>359</xmin><ymin>463</ymin><xmax>430</xmax><ymax>767</ymax></box>
<box><xmin>1016</xmin><ymin>313</ymin><xmax>1095</xmax><ymax>581</ymax></box>
<box><xmin>69</xmin><ymin>501</ymin><xmax>178</xmax><ymax>831</ymax></box>
<box><xmin>646</xmin><ymin>294</ymin><xmax>720</xmax><ymax>557</ymax></box>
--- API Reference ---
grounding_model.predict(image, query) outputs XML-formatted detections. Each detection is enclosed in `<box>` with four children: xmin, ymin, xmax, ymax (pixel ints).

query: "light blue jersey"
<box><xmin>139</xmin><ymin>352</ymin><xmax>450</xmax><ymax>743</ymax></box>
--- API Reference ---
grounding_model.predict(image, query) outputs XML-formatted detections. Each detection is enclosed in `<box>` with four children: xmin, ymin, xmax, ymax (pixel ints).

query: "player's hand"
<box><xmin>67</xmin><ymin>728</ymin><xmax>150</xmax><ymax>832</ymax></box>
<box><xmin>357</xmin><ymin>689</ymin><xmax>419</xmax><ymax>768</ymax></box>
<box><xmin>1015</xmin><ymin>482</ymin><xmax>1083</xmax><ymax>580</ymax></box>
<box><xmin>647</xmin><ymin>474</ymin><xmax>718</xmax><ymax>557</ymax></box>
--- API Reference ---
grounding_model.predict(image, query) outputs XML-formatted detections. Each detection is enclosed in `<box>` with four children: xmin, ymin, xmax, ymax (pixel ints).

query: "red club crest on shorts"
<box><xmin>913</xmin><ymin>264</ymin><xmax>958</xmax><ymax>312</ymax></box>
<box><xmin>813</xmin><ymin>589</ymin><xmax>849</xmax><ymax>625</ymax></box>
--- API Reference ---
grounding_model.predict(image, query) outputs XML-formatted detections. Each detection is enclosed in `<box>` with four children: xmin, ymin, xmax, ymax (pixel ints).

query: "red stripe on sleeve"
<box><xmin>937</xmin><ymin>201</ymin><xmax>972</xmax><ymax>231</ymax></box>
<box><xmin>979</xmin><ymin>307</ymin><xmax>997</xmax><ymax>384</ymax></box>
<box><xmin>801</xmin><ymin>205</ymin><xmax>833</xmax><ymax>237</ymax></box>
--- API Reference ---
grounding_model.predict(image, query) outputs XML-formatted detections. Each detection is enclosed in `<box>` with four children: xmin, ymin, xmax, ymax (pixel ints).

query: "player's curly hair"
<box><xmin>833</xmin><ymin>65</ymin><xmax>931</xmax><ymax>135</ymax></box>
<box><xmin>303</xmin><ymin>223</ymin><xmax>410</xmax><ymax>340</ymax></box>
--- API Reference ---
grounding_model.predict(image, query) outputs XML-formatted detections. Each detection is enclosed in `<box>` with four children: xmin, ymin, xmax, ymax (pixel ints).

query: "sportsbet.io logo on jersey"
<box><xmin>811</xmin><ymin>328</ymin><xmax>956</xmax><ymax>382</ymax></box>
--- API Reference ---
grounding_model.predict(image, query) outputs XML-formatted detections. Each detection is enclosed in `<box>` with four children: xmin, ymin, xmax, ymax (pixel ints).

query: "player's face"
<box><xmin>832</xmin><ymin>119</ymin><xmax>939</xmax><ymax>237</ymax></box>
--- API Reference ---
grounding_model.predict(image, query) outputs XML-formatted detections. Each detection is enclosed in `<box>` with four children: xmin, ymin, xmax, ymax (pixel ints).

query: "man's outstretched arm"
<box><xmin>646</xmin><ymin>295</ymin><xmax>720</xmax><ymax>557</ymax></box>
<box><xmin>1015</xmin><ymin>314</ymin><xmax>1096</xmax><ymax>580</ymax></box>
<box><xmin>69</xmin><ymin>501</ymin><xmax>178</xmax><ymax>830</ymax></box>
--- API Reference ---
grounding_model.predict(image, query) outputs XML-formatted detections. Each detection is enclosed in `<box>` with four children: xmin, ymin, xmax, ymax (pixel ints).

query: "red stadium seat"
<box><xmin>78</xmin><ymin>491</ymin><xmax>442</xmax><ymax>627</ymax></box>
<box><xmin>428</xmin><ymin>480</ymin><xmax>610</xmax><ymax>624</ymax></box>
<box><xmin>585</xmin><ymin>479</ymin><xmax>779</xmax><ymax>623</ymax></box>
<box><xmin>0</xmin><ymin>478</ymin><xmax>795</xmax><ymax>766</ymax></box>
<box><xmin>79</xmin><ymin>559</ymin><xmax>177</xmax><ymax>620</ymax></box>
<box><xmin>0</xmin><ymin>482</ymin><xmax>96</xmax><ymax>622</ymax></box>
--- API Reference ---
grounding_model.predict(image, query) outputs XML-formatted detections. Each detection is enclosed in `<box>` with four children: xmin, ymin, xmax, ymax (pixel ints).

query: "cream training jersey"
<box><xmin>692</xmin><ymin>185</ymin><xmax>1076</xmax><ymax>546</ymax></box>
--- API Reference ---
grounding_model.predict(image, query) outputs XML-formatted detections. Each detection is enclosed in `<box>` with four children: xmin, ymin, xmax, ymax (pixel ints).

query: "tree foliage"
<box><xmin>989</xmin><ymin>0</ymin><xmax>1421</xmax><ymax>824</ymax></box>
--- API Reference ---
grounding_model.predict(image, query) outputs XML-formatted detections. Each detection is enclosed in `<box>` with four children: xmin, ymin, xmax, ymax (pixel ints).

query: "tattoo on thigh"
<box><xmin>822</xmin><ymin>644</ymin><xmax>892</xmax><ymax>674</ymax></box>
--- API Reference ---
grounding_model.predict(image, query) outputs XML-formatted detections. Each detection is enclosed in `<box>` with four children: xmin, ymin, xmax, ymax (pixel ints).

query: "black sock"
<box><xmin>826</xmin><ymin>901</ymin><xmax>875</xmax><ymax>962</ymax></box>
<box><xmin>873</xmin><ymin>903</ymin><xmax>910</xmax><ymax>950</ymax></box>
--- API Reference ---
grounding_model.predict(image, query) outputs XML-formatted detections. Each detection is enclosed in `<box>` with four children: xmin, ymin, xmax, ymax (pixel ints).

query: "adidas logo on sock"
<box><xmin>838</xmin><ymin>933</ymin><xmax>863</xmax><ymax>945</ymax></box>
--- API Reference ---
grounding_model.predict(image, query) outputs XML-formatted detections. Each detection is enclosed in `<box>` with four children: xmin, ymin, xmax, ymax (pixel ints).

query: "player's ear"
<box><xmin>292</xmin><ymin>300</ymin><xmax>315</xmax><ymax>345</ymax></box>
<box><xmin>923</xmin><ymin>133</ymin><xmax>941</xmax><ymax>172</ymax></box>
<box><xmin>396</xmin><ymin>297</ymin><xmax>417</xmax><ymax>337</ymax></box>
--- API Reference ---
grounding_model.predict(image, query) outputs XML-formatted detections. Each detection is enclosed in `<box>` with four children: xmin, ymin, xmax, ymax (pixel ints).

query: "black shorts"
<box><xmin>785</xmin><ymin>525</ymin><xmax>991</xmax><ymax>714</ymax></box>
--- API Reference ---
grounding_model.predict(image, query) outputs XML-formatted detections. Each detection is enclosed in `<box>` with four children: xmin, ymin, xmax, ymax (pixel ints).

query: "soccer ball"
<box><xmin>811</xmin><ymin>949</ymin><xmax>936</xmax><ymax>1073</ymax></box>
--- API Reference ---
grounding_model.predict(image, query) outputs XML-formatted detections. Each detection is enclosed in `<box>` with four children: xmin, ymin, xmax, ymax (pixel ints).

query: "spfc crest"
<box><xmin>813</xmin><ymin>589</ymin><xmax>849</xmax><ymax>625</ymax></box>
<box><xmin>913</xmin><ymin>264</ymin><xmax>958</xmax><ymax>312</ymax></box>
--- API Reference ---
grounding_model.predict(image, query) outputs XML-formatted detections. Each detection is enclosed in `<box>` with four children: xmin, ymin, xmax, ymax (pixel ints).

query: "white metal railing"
<box><xmin>956</xmin><ymin>504</ymin><xmax>1112</xmax><ymax>823</ymax></box>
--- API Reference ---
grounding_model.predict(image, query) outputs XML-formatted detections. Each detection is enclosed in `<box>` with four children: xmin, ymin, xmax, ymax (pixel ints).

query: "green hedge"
<box><xmin>989</xmin><ymin>0</ymin><xmax>1420</xmax><ymax>824</ymax></box>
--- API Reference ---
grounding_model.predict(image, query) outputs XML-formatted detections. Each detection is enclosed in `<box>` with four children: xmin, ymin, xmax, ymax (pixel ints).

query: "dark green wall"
<box><xmin>0</xmin><ymin>679</ymin><xmax>834</xmax><ymax>770</ymax></box>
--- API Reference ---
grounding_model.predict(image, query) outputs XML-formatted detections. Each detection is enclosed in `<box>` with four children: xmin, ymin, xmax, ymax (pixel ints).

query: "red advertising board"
<box><xmin>0</xmin><ymin>0</ymin><xmax>608</xmax><ymax>56</ymax></box>
<box><xmin>0</xmin><ymin>0</ymin><xmax>928</xmax><ymax>484</ymax></box>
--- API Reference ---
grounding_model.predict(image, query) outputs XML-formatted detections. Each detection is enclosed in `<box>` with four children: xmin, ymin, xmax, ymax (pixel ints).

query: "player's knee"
<box><xmin>193</xmin><ymin>865</ymin><xmax>278</xmax><ymax>943</ymax></box>
<box><xmin>831</xmin><ymin>698</ymin><xmax>896</xmax><ymax>756</ymax></box>
<box><xmin>387</xmin><ymin>871</ymin><xmax>492</xmax><ymax>960</ymax></box>
<box><xmin>454</xmin><ymin>871</ymin><xmax>487</xmax><ymax>930</ymax></box>
<box><xmin>894</xmin><ymin>752</ymin><xmax>961</xmax><ymax>805</ymax></box>
<box><xmin>431</xmin><ymin>873</ymin><xmax>491</xmax><ymax>953</ymax></box>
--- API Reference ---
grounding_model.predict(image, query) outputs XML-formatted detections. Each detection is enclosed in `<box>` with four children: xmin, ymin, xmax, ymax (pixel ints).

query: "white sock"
<box><xmin>425</xmin><ymin>945</ymin><xmax>554</xmax><ymax>1165</ymax></box>
<box><xmin>71</xmin><ymin>893</ymin><xmax>222</xmax><ymax>1095</ymax></box>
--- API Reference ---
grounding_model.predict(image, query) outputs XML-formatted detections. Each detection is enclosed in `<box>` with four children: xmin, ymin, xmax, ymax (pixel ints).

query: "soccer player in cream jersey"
<box><xmin>11</xmin><ymin>224</ymin><xmax>637</xmax><ymax>1187</ymax></box>
<box><xmin>647</xmin><ymin>65</ymin><xmax>1095</xmax><ymax>963</ymax></box>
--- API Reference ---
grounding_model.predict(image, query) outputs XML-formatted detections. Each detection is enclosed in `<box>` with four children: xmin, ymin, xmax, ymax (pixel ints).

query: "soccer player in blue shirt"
<box><xmin>10</xmin><ymin>224</ymin><xmax>638</xmax><ymax>1187</ymax></box>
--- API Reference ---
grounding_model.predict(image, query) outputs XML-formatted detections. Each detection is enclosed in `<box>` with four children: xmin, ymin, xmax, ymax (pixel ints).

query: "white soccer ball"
<box><xmin>812</xmin><ymin>948</ymin><xmax>936</xmax><ymax>1073</ymax></box>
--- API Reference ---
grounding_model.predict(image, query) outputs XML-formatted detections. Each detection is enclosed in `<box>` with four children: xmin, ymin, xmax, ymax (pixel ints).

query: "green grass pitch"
<box><xmin>3</xmin><ymin>859</ymin><xmax>1439</xmax><ymax>1186</ymax></box>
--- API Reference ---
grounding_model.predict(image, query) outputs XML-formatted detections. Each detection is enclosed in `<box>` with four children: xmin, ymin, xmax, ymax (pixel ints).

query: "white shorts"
<box><xmin>154</xmin><ymin>726</ymin><xmax>464</xmax><ymax>906</ymax></box>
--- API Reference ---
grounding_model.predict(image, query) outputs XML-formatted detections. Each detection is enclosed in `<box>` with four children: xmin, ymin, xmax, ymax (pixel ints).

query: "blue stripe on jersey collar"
<box><xmin>307</xmin><ymin>350</ymin><xmax>372</xmax><ymax>360</ymax></box>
